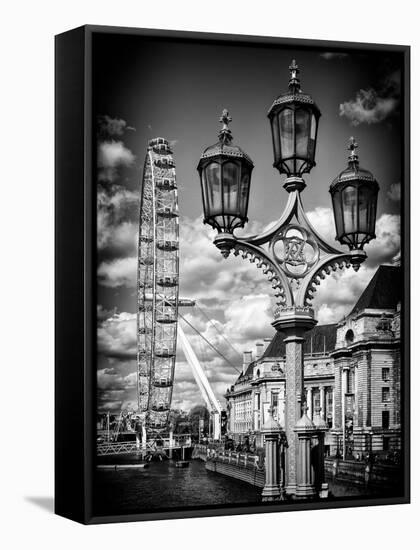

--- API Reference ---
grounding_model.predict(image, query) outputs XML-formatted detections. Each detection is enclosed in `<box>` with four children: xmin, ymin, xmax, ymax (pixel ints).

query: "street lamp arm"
<box><xmin>235</xmin><ymin>187</ymin><xmax>348</xmax><ymax>255</ymax></box>
<box><xmin>231</xmin><ymin>239</ymin><xmax>294</xmax><ymax>306</ymax></box>
<box><xmin>294</xmin><ymin>192</ymin><xmax>346</xmax><ymax>256</ymax></box>
<box><xmin>234</xmin><ymin>190</ymin><xmax>298</xmax><ymax>247</ymax></box>
<box><xmin>213</xmin><ymin>184</ymin><xmax>367</xmax><ymax>308</ymax></box>
<box><xmin>295</xmin><ymin>249</ymin><xmax>366</xmax><ymax>308</ymax></box>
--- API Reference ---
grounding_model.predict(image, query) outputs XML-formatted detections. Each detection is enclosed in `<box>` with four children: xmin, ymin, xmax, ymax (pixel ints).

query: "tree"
<box><xmin>188</xmin><ymin>405</ymin><xmax>210</xmax><ymax>438</ymax></box>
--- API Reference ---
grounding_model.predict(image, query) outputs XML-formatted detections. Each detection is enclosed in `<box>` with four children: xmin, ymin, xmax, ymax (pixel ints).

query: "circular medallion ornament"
<box><xmin>271</xmin><ymin>224</ymin><xmax>319</xmax><ymax>278</ymax></box>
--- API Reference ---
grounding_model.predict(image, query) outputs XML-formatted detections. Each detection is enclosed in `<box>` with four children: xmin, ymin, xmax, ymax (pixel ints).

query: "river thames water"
<box><xmin>93</xmin><ymin>454</ymin><xmax>388</xmax><ymax>517</ymax></box>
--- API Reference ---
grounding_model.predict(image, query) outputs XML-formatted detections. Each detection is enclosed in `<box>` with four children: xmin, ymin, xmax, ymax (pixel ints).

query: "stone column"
<box><xmin>313</xmin><ymin>407</ymin><xmax>329</xmax><ymax>498</ymax></box>
<box><xmin>272</xmin><ymin>306</ymin><xmax>317</xmax><ymax>495</ymax></box>
<box><xmin>320</xmin><ymin>386</ymin><xmax>326</xmax><ymax>421</ymax></box>
<box><xmin>342</xmin><ymin>366</ymin><xmax>349</xmax><ymax>459</ymax></box>
<box><xmin>354</xmin><ymin>365</ymin><xmax>359</xmax><ymax>427</ymax></box>
<box><xmin>307</xmin><ymin>387</ymin><xmax>313</xmax><ymax>420</ymax></box>
<box><xmin>294</xmin><ymin>410</ymin><xmax>317</xmax><ymax>499</ymax></box>
<box><xmin>261</xmin><ymin>406</ymin><xmax>285</xmax><ymax>502</ymax></box>
<box><xmin>333</xmin><ymin>360</ymin><xmax>342</xmax><ymax>429</ymax></box>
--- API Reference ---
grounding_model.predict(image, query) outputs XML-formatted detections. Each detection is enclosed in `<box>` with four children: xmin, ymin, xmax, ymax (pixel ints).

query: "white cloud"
<box><xmin>97</xmin><ymin>140</ymin><xmax>136</xmax><ymax>182</ymax></box>
<box><xmin>97</xmin><ymin>218</ymin><xmax>137</xmax><ymax>256</ymax></box>
<box><xmin>224</xmin><ymin>294</ymin><xmax>273</xmax><ymax>342</ymax></box>
<box><xmin>97</xmin><ymin>311</ymin><xmax>137</xmax><ymax>359</ymax></box>
<box><xmin>312</xmin><ymin>265</ymin><xmax>375</xmax><ymax>324</ymax></box>
<box><xmin>339</xmin><ymin>81</ymin><xmax>399</xmax><ymax>126</ymax></box>
<box><xmin>96</xmin><ymin>116</ymin><xmax>139</xmax><ymax>267</ymax></box>
<box><xmin>308</xmin><ymin>210</ymin><xmax>400</xmax><ymax>322</ymax></box>
<box><xmin>97</xmin><ymin>368</ymin><xmax>137</xmax><ymax>391</ymax></box>
<box><xmin>179</xmin><ymin>216</ymin><xmax>269</xmax><ymax>305</ymax></box>
<box><xmin>98</xmin><ymin>257</ymin><xmax>137</xmax><ymax>288</ymax></box>
<box><xmin>97</xmin><ymin>184</ymin><xmax>138</xmax><ymax>260</ymax></box>
<box><xmin>306</xmin><ymin>207</ymin><xmax>400</xmax><ymax>269</ymax></box>
<box><xmin>97</xmin><ymin>115</ymin><xmax>134</xmax><ymax>137</ymax></box>
<box><xmin>306</xmin><ymin>206</ymin><xmax>339</xmax><ymax>247</ymax></box>
<box><xmin>364</xmin><ymin>213</ymin><xmax>400</xmax><ymax>267</ymax></box>
<box><xmin>387</xmin><ymin>182</ymin><xmax>401</xmax><ymax>202</ymax></box>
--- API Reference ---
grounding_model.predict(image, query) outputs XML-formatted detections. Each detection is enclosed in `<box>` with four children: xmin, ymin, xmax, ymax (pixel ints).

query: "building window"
<box><xmin>255</xmin><ymin>393</ymin><xmax>260</xmax><ymax>410</ymax></box>
<box><xmin>345</xmin><ymin>329</ymin><xmax>354</xmax><ymax>346</ymax></box>
<box><xmin>271</xmin><ymin>392</ymin><xmax>279</xmax><ymax>417</ymax></box>
<box><xmin>382</xmin><ymin>410</ymin><xmax>390</xmax><ymax>429</ymax></box>
<box><xmin>313</xmin><ymin>389</ymin><xmax>320</xmax><ymax>416</ymax></box>
<box><xmin>382</xmin><ymin>387</ymin><xmax>390</xmax><ymax>403</ymax></box>
<box><xmin>326</xmin><ymin>388</ymin><xmax>333</xmax><ymax>427</ymax></box>
<box><xmin>382</xmin><ymin>367</ymin><xmax>390</xmax><ymax>382</ymax></box>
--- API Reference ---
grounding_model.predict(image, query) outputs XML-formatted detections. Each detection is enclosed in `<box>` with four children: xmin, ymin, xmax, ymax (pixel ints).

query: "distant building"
<box><xmin>225</xmin><ymin>265</ymin><xmax>401</xmax><ymax>458</ymax></box>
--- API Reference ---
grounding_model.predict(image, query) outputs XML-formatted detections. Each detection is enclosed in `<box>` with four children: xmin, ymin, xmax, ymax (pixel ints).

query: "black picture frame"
<box><xmin>55</xmin><ymin>25</ymin><xmax>410</xmax><ymax>525</ymax></box>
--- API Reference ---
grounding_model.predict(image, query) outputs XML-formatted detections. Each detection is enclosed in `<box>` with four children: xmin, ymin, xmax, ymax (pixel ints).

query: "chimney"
<box><xmin>242</xmin><ymin>351</ymin><xmax>252</xmax><ymax>374</ymax></box>
<box><xmin>255</xmin><ymin>342</ymin><xmax>264</xmax><ymax>361</ymax></box>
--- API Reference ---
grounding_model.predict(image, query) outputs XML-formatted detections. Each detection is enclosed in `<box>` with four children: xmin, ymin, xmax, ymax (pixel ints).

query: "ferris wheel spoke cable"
<box><xmin>178</xmin><ymin>311</ymin><xmax>241</xmax><ymax>374</ymax></box>
<box><xmin>195</xmin><ymin>302</ymin><xmax>243</xmax><ymax>361</ymax></box>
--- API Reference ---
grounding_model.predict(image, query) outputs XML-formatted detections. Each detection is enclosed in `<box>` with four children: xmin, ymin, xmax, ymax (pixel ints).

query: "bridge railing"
<box><xmin>200</xmin><ymin>447</ymin><xmax>262</xmax><ymax>470</ymax></box>
<box><xmin>97</xmin><ymin>441</ymin><xmax>138</xmax><ymax>456</ymax></box>
<box><xmin>97</xmin><ymin>434</ymin><xmax>193</xmax><ymax>456</ymax></box>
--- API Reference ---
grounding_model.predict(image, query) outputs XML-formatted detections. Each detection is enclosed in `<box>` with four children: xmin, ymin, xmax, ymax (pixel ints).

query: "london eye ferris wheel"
<box><xmin>137</xmin><ymin>138</ymin><xmax>179</xmax><ymax>432</ymax></box>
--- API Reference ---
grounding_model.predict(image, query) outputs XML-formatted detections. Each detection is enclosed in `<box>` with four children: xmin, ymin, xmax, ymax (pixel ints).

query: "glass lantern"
<box><xmin>198</xmin><ymin>110</ymin><xmax>254</xmax><ymax>234</ymax></box>
<box><xmin>330</xmin><ymin>138</ymin><xmax>379</xmax><ymax>250</ymax></box>
<box><xmin>268</xmin><ymin>60</ymin><xmax>321</xmax><ymax>179</ymax></box>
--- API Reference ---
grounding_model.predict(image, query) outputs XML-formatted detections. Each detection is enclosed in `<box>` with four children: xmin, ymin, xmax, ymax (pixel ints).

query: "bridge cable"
<box><xmin>178</xmin><ymin>311</ymin><xmax>241</xmax><ymax>374</ymax></box>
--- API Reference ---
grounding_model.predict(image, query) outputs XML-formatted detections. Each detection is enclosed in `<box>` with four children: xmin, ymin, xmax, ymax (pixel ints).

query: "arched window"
<box><xmin>345</xmin><ymin>329</ymin><xmax>355</xmax><ymax>346</ymax></box>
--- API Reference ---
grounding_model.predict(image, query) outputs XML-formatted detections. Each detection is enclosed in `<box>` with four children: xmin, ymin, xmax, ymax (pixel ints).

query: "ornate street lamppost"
<box><xmin>198</xmin><ymin>60</ymin><xmax>379</xmax><ymax>497</ymax></box>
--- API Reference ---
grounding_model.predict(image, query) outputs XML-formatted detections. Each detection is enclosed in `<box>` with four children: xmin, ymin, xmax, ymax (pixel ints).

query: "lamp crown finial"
<box><xmin>288</xmin><ymin>59</ymin><xmax>301</xmax><ymax>91</ymax></box>
<box><xmin>348</xmin><ymin>136</ymin><xmax>359</xmax><ymax>163</ymax></box>
<box><xmin>218</xmin><ymin>108</ymin><xmax>233</xmax><ymax>144</ymax></box>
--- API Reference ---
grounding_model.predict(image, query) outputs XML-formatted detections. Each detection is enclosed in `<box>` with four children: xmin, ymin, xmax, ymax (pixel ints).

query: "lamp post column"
<box><xmin>272</xmin><ymin>307</ymin><xmax>317</xmax><ymax>495</ymax></box>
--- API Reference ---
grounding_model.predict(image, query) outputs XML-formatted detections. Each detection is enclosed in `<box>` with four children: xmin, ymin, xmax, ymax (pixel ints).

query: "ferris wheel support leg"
<box><xmin>142</xmin><ymin>425</ymin><xmax>147</xmax><ymax>450</ymax></box>
<box><xmin>178</xmin><ymin>324</ymin><xmax>222</xmax><ymax>418</ymax></box>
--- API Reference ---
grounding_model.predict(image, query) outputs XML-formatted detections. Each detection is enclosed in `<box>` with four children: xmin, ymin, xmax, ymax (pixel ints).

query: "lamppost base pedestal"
<box><xmin>285</xmin><ymin>484</ymin><xmax>297</xmax><ymax>496</ymax></box>
<box><xmin>262</xmin><ymin>487</ymin><xmax>286</xmax><ymax>502</ymax></box>
<box><xmin>295</xmin><ymin>485</ymin><xmax>317</xmax><ymax>499</ymax></box>
<box><xmin>319</xmin><ymin>482</ymin><xmax>329</xmax><ymax>499</ymax></box>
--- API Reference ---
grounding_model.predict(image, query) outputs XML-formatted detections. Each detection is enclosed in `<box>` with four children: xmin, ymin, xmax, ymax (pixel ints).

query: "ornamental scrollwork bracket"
<box><xmin>213</xmin><ymin>188</ymin><xmax>366</xmax><ymax>309</ymax></box>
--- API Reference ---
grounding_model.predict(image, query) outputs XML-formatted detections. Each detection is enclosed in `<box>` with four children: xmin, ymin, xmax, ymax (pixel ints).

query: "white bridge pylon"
<box><xmin>177</xmin><ymin>322</ymin><xmax>222</xmax><ymax>440</ymax></box>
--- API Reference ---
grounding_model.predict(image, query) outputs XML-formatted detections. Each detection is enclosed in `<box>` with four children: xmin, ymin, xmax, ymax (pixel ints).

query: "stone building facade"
<box><xmin>225</xmin><ymin>265</ymin><xmax>401</xmax><ymax>458</ymax></box>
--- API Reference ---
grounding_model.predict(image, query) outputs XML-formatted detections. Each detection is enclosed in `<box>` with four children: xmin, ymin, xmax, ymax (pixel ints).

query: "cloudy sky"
<box><xmin>93</xmin><ymin>33</ymin><xmax>403</xmax><ymax>414</ymax></box>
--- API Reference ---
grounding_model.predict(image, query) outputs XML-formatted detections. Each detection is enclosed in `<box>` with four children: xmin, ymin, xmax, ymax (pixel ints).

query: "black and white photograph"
<box><xmin>4</xmin><ymin>0</ymin><xmax>420</xmax><ymax>545</ymax></box>
<box><xmin>91</xmin><ymin>29</ymin><xmax>408</xmax><ymax>519</ymax></box>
